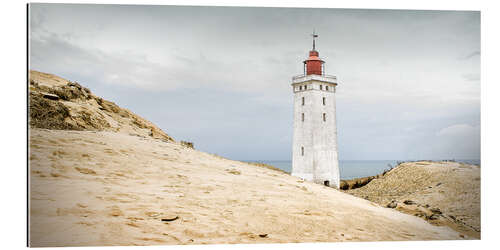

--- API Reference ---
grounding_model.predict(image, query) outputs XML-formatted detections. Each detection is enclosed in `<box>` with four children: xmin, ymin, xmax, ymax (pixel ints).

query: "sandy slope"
<box><xmin>29</xmin><ymin>70</ymin><xmax>76</xmax><ymax>88</ymax></box>
<box><xmin>29</xmin><ymin>70</ymin><xmax>173</xmax><ymax>141</ymax></box>
<box><xmin>346</xmin><ymin>161</ymin><xmax>480</xmax><ymax>238</ymax></box>
<box><xmin>29</xmin><ymin>129</ymin><xmax>464</xmax><ymax>247</ymax></box>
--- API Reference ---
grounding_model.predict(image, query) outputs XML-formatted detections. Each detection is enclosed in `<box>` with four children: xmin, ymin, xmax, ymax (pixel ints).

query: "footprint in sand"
<box><xmin>145</xmin><ymin>211</ymin><xmax>162</xmax><ymax>218</ymax></box>
<box><xmin>103</xmin><ymin>148</ymin><xmax>119</xmax><ymax>155</ymax></box>
<box><xmin>135</xmin><ymin>237</ymin><xmax>166</xmax><ymax>243</ymax></box>
<box><xmin>52</xmin><ymin>150</ymin><xmax>67</xmax><ymax>157</ymax></box>
<box><xmin>108</xmin><ymin>205</ymin><xmax>124</xmax><ymax>217</ymax></box>
<box><xmin>75</xmin><ymin>167</ymin><xmax>97</xmax><ymax>175</ymax></box>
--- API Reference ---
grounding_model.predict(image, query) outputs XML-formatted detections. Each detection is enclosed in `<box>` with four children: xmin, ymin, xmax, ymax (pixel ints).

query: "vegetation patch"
<box><xmin>29</xmin><ymin>93</ymin><xmax>81</xmax><ymax>130</ymax></box>
<box><xmin>180</xmin><ymin>141</ymin><xmax>194</xmax><ymax>149</ymax></box>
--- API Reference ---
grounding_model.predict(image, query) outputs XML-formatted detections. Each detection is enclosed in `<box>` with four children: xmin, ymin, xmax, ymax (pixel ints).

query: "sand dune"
<box><xmin>29</xmin><ymin>129</ymin><xmax>465</xmax><ymax>247</ymax></box>
<box><xmin>345</xmin><ymin>161</ymin><xmax>480</xmax><ymax>239</ymax></box>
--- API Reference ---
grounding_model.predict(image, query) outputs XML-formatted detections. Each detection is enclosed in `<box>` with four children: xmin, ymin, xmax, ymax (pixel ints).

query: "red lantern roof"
<box><xmin>303</xmin><ymin>31</ymin><xmax>324</xmax><ymax>76</ymax></box>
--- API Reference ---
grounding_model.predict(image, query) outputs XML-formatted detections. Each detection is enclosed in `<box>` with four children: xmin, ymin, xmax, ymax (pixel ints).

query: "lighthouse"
<box><xmin>291</xmin><ymin>32</ymin><xmax>340</xmax><ymax>188</ymax></box>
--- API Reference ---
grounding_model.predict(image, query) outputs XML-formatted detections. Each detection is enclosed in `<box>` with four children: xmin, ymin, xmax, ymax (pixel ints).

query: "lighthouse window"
<box><xmin>304</xmin><ymin>85</ymin><xmax>307</xmax><ymax>90</ymax></box>
<box><xmin>323</xmin><ymin>113</ymin><xmax>326</xmax><ymax>122</ymax></box>
<box><xmin>302</xmin><ymin>97</ymin><xmax>305</xmax><ymax>106</ymax></box>
<box><xmin>299</xmin><ymin>86</ymin><xmax>302</xmax><ymax>91</ymax></box>
<box><xmin>326</xmin><ymin>86</ymin><xmax>329</xmax><ymax>91</ymax></box>
<box><xmin>323</xmin><ymin>97</ymin><xmax>326</xmax><ymax>105</ymax></box>
<box><xmin>301</xmin><ymin>113</ymin><xmax>304</xmax><ymax>122</ymax></box>
<box><xmin>320</xmin><ymin>85</ymin><xmax>323</xmax><ymax>90</ymax></box>
<box><xmin>301</xmin><ymin>146</ymin><xmax>304</xmax><ymax>156</ymax></box>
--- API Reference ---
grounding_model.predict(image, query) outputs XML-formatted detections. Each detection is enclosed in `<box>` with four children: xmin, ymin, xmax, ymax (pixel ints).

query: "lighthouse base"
<box><xmin>291</xmin><ymin>173</ymin><xmax>314</xmax><ymax>182</ymax></box>
<box><xmin>291</xmin><ymin>172</ymin><xmax>340</xmax><ymax>189</ymax></box>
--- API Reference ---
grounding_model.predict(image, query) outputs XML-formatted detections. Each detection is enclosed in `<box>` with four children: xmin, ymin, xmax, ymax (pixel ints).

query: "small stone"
<box><xmin>258</xmin><ymin>234</ymin><xmax>268</xmax><ymax>238</ymax></box>
<box><xmin>387</xmin><ymin>201</ymin><xmax>398</xmax><ymax>208</ymax></box>
<box><xmin>428</xmin><ymin>214</ymin><xmax>440</xmax><ymax>220</ymax></box>
<box><xmin>226</xmin><ymin>169</ymin><xmax>241</xmax><ymax>175</ymax></box>
<box><xmin>430</xmin><ymin>208</ymin><xmax>442</xmax><ymax>214</ymax></box>
<box><xmin>403</xmin><ymin>200</ymin><xmax>416</xmax><ymax>205</ymax></box>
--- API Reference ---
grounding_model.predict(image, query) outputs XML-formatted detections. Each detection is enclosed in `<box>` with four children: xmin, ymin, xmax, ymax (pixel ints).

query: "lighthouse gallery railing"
<box><xmin>292</xmin><ymin>74</ymin><xmax>337</xmax><ymax>81</ymax></box>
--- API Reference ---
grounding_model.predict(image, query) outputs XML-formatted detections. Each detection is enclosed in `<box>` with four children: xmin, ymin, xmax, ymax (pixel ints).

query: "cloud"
<box><xmin>30</xmin><ymin>26</ymin><xmax>296</xmax><ymax>97</ymax></box>
<box><xmin>462</xmin><ymin>50</ymin><xmax>481</xmax><ymax>60</ymax></box>
<box><xmin>437</xmin><ymin>124</ymin><xmax>479</xmax><ymax>137</ymax></box>
<box><xmin>462</xmin><ymin>73</ymin><xmax>480</xmax><ymax>82</ymax></box>
<box><xmin>30</xmin><ymin>32</ymin><xmax>181</xmax><ymax>91</ymax></box>
<box><xmin>426</xmin><ymin>124</ymin><xmax>481</xmax><ymax>159</ymax></box>
<box><xmin>28</xmin><ymin>4</ymin><xmax>481</xmax><ymax>161</ymax></box>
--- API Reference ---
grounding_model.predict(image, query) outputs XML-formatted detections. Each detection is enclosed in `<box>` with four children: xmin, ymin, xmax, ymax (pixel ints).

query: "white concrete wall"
<box><xmin>292</xmin><ymin>78</ymin><xmax>340</xmax><ymax>188</ymax></box>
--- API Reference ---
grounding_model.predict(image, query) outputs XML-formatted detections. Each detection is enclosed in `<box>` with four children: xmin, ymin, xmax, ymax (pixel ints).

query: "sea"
<box><xmin>250</xmin><ymin>159</ymin><xmax>480</xmax><ymax>180</ymax></box>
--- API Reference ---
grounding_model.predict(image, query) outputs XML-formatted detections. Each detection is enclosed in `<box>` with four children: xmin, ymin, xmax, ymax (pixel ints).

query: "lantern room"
<box><xmin>304</xmin><ymin>50</ymin><xmax>324</xmax><ymax>75</ymax></box>
<box><xmin>302</xmin><ymin>31</ymin><xmax>325</xmax><ymax>76</ymax></box>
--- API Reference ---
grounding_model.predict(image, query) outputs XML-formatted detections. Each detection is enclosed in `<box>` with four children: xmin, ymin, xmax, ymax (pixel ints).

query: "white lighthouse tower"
<box><xmin>291</xmin><ymin>32</ymin><xmax>340</xmax><ymax>188</ymax></box>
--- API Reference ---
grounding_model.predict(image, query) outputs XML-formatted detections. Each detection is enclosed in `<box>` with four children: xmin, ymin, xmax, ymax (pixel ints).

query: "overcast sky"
<box><xmin>29</xmin><ymin>4</ymin><xmax>480</xmax><ymax>161</ymax></box>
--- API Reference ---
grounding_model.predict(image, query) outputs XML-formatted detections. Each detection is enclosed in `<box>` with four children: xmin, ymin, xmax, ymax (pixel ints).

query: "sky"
<box><xmin>29</xmin><ymin>3</ymin><xmax>480</xmax><ymax>161</ymax></box>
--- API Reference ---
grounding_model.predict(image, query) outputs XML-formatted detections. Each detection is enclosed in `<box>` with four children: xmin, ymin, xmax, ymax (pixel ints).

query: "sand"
<box><xmin>345</xmin><ymin>161</ymin><xmax>480</xmax><ymax>238</ymax></box>
<box><xmin>29</xmin><ymin>70</ymin><xmax>70</xmax><ymax>88</ymax></box>
<box><xmin>28</xmin><ymin>128</ymin><xmax>465</xmax><ymax>247</ymax></box>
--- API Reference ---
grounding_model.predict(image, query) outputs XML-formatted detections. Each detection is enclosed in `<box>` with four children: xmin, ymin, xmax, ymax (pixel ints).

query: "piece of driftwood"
<box><xmin>41</xmin><ymin>92</ymin><xmax>60</xmax><ymax>100</ymax></box>
<box><xmin>161</xmin><ymin>216</ymin><xmax>179</xmax><ymax>222</ymax></box>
